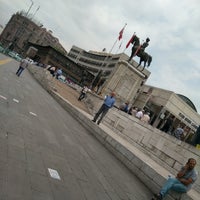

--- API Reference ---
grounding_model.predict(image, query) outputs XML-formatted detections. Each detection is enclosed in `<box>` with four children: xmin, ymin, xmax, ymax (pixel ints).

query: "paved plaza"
<box><xmin>0</xmin><ymin>54</ymin><xmax>153</xmax><ymax>199</ymax></box>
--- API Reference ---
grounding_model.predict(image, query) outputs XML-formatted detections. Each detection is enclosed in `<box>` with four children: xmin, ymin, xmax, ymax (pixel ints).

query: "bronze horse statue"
<box><xmin>128</xmin><ymin>35</ymin><xmax>152</xmax><ymax>71</ymax></box>
<box><xmin>136</xmin><ymin>51</ymin><xmax>152</xmax><ymax>71</ymax></box>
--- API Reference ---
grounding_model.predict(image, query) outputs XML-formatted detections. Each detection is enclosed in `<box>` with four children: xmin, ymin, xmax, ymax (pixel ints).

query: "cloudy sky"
<box><xmin>0</xmin><ymin>0</ymin><xmax>200</xmax><ymax>112</ymax></box>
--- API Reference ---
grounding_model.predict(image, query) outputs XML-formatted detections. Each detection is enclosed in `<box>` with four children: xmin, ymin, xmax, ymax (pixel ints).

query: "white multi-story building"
<box><xmin>67</xmin><ymin>45</ymin><xmax>150</xmax><ymax>78</ymax></box>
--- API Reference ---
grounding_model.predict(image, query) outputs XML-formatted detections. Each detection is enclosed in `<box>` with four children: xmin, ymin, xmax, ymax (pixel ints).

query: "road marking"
<box><xmin>0</xmin><ymin>58</ymin><xmax>12</xmax><ymax>65</ymax></box>
<box><xmin>29</xmin><ymin>112</ymin><xmax>37</xmax><ymax>117</ymax></box>
<box><xmin>0</xmin><ymin>94</ymin><xmax>7</xmax><ymax>100</ymax></box>
<box><xmin>48</xmin><ymin>168</ymin><xmax>61</xmax><ymax>180</ymax></box>
<box><xmin>13</xmin><ymin>98</ymin><xmax>19</xmax><ymax>103</ymax></box>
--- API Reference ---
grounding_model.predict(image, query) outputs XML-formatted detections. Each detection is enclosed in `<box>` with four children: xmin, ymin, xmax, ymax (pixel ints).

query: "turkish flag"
<box><xmin>118</xmin><ymin>27</ymin><xmax>124</xmax><ymax>40</ymax></box>
<box><xmin>126</xmin><ymin>35</ymin><xmax>135</xmax><ymax>48</ymax></box>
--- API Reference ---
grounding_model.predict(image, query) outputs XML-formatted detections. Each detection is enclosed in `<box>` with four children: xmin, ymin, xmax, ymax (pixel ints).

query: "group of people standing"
<box><xmin>47</xmin><ymin>65</ymin><xmax>62</xmax><ymax>79</ymax></box>
<box><xmin>119</xmin><ymin>102</ymin><xmax>151</xmax><ymax>123</ymax></box>
<box><xmin>78</xmin><ymin>87</ymin><xmax>200</xmax><ymax>148</ymax></box>
<box><xmin>160</xmin><ymin>115</ymin><xmax>200</xmax><ymax>146</ymax></box>
<box><xmin>15</xmin><ymin>59</ymin><xmax>63</xmax><ymax>80</ymax></box>
<box><xmin>160</xmin><ymin>115</ymin><xmax>187</xmax><ymax>141</ymax></box>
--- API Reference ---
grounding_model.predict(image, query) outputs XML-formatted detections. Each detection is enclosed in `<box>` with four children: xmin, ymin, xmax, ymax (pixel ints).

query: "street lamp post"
<box><xmin>32</xmin><ymin>6</ymin><xmax>40</xmax><ymax>19</ymax></box>
<box><xmin>26</xmin><ymin>0</ymin><xmax>34</xmax><ymax>16</ymax></box>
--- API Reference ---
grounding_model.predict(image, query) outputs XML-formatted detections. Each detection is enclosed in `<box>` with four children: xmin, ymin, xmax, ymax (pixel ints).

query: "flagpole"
<box><xmin>122</xmin><ymin>47</ymin><xmax>126</xmax><ymax>53</ymax></box>
<box><xmin>116</xmin><ymin>41</ymin><xmax>123</xmax><ymax>54</ymax></box>
<box><xmin>109</xmin><ymin>39</ymin><xmax>118</xmax><ymax>54</ymax></box>
<box><xmin>91</xmin><ymin>23</ymin><xmax>127</xmax><ymax>90</ymax></box>
<box><xmin>109</xmin><ymin>23</ymin><xmax>127</xmax><ymax>53</ymax></box>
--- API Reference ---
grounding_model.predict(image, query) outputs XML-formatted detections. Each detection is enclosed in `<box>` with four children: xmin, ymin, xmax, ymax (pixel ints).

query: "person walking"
<box><xmin>78</xmin><ymin>85</ymin><xmax>90</xmax><ymax>101</ymax></box>
<box><xmin>47</xmin><ymin>65</ymin><xmax>56</xmax><ymax>76</ymax></box>
<box><xmin>152</xmin><ymin>158</ymin><xmax>198</xmax><ymax>200</ymax></box>
<box><xmin>161</xmin><ymin>116</ymin><xmax>175</xmax><ymax>133</ymax></box>
<box><xmin>92</xmin><ymin>92</ymin><xmax>116</xmax><ymax>125</ymax></box>
<box><xmin>16</xmin><ymin>58</ymin><xmax>29</xmax><ymax>77</ymax></box>
<box><xmin>174</xmin><ymin>125</ymin><xmax>184</xmax><ymax>140</ymax></box>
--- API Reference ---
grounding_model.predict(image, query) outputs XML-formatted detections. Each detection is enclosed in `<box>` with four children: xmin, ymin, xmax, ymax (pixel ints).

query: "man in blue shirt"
<box><xmin>92</xmin><ymin>92</ymin><xmax>116</xmax><ymax>125</ymax></box>
<box><xmin>152</xmin><ymin>158</ymin><xmax>198</xmax><ymax>200</ymax></box>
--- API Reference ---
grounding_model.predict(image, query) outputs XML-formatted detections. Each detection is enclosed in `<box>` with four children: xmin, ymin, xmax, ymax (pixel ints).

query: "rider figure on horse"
<box><xmin>128</xmin><ymin>37</ymin><xmax>150</xmax><ymax>62</ymax></box>
<box><xmin>140</xmin><ymin>37</ymin><xmax>150</xmax><ymax>51</ymax></box>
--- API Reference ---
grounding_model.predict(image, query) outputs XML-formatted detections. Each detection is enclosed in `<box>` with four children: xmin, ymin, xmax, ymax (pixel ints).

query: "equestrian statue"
<box><xmin>127</xmin><ymin>35</ymin><xmax>152</xmax><ymax>71</ymax></box>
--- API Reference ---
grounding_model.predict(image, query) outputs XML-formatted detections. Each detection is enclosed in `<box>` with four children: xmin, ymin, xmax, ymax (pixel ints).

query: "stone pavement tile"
<box><xmin>94</xmin><ymin>189</ymin><xmax>115</xmax><ymax>200</ymax></box>
<box><xmin>90</xmin><ymin>157</ymin><xmax>114</xmax><ymax>179</ymax></box>
<box><xmin>61</xmin><ymin>172</ymin><xmax>85</xmax><ymax>192</ymax></box>
<box><xmin>38</xmin><ymin>143</ymin><xmax>64</xmax><ymax>159</ymax></box>
<box><xmin>26</xmin><ymin>150</ymin><xmax>47</xmax><ymax>176</ymax></box>
<box><xmin>80</xmin><ymin>158</ymin><xmax>116</xmax><ymax>192</ymax></box>
<box><xmin>79</xmin><ymin>180</ymin><xmax>119</xmax><ymax>200</ymax></box>
<box><xmin>0</xmin><ymin>126</ymin><xmax>7</xmax><ymax>139</ymax></box>
<box><xmin>7</xmin><ymin>167</ymin><xmax>32</xmax><ymax>199</ymax></box>
<box><xmin>7</xmin><ymin>133</ymin><xmax>25</xmax><ymax>149</ymax></box>
<box><xmin>66</xmin><ymin>158</ymin><xmax>89</xmax><ymax>182</ymax></box>
<box><xmin>8</xmin><ymin>144</ymin><xmax>26</xmax><ymax>163</ymax></box>
<box><xmin>43</xmin><ymin>153</ymin><xmax>72</xmax><ymax>176</ymax></box>
<box><xmin>0</xmin><ymin>178</ymin><xmax>7</xmax><ymax>199</ymax></box>
<box><xmin>48</xmin><ymin>173</ymin><xmax>86</xmax><ymax>200</ymax></box>
<box><xmin>80</xmin><ymin>161</ymin><xmax>110</xmax><ymax>192</ymax></box>
<box><xmin>51</xmin><ymin>183</ymin><xmax>86</xmax><ymax>200</ymax></box>
<box><xmin>23</xmin><ymin>131</ymin><xmax>41</xmax><ymax>153</ymax></box>
<box><xmin>29</xmin><ymin>172</ymin><xmax>52</xmax><ymax>195</ymax></box>
<box><xmin>31</xmin><ymin>190</ymin><xmax>54</xmax><ymax>200</ymax></box>
<box><xmin>2</xmin><ymin>117</ymin><xmax>24</xmax><ymax>138</ymax></box>
<box><xmin>104</xmin><ymin>176</ymin><xmax>131</xmax><ymax>200</ymax></box>
<box><xmin>78</xmin><ymin>179</ymin><xmax>111</xmax><ymax>200</ymax></box>
<box><xmin>0</xmin><ymin>138</ymin><xmax>8</xmax><ymax>163</ymax></box>
<box><xmin>63</xmin><ymin>146</ymin><xmax>87</xmax><ymax>163</ymax></box>
<box><xmin>106</xmin><ymin>191</ymin><xmax>122</xmax><ymax>200</ymax></box>
<box><xmin>0</xmin><ymin>161</ymin><xmax>7</xmax><ymax>182</ymax></box>
<box><xmin>0</xmin><ymin>158</ymin><xmax>28</xmax><ymax>198</ymax></box>
<box><xmin>126</xmin><ymin>192</ymin><xmax>145</xmax><ymax>200</ymax></box>
<box><xmin>7</xmin><ymin>157</ymin><xmax>27</xmax><ymax>171</ymax></box>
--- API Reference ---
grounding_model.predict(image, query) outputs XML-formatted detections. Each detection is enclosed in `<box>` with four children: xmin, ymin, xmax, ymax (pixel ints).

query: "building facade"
<box><xmin>25</xmin><ymin>43</ymin><xmax>94</xmax><ymax>85</ymax></box>
<box><xmin>0</xmin><ymin>11</ymin><xmax>67</xmax><ymax>55</ymax></box>
<box><xmin>134</xmin><ymin>85</ymin><xmax>200</xmax><ymax>140</ymax></box>
<box><xmin>67</xmin><ymin>45</ymin><xmax>150</xmax><ymax>77</ymax></box>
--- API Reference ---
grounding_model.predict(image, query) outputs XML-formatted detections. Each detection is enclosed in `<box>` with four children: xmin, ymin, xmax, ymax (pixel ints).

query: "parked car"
<box><xmin>26</xmin><ymin>57</ymin><xmax>34</xmax><ymax>64</ymax></box>
<box><xmin>0</xmin><ymin>45</ymin><xmax>5</xmax><ymax>53</ymax></box>
<box><xmin>58</xmin><ymin>75</ymin><xmax>66</xmax><ymax>82</ymax></box>
<box><xmin>8</xmin><ymin>51</ymin><xmax>22</xmax><ymax>61</ymax></box>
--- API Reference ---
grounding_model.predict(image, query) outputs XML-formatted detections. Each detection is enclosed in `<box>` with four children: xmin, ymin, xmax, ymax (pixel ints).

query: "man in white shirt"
<box><xmin>135</xmin><ymin>109</ymin><xmax>144</xmax><ymax>119</ymax></box>
<box><xmin>16</xmin><ymin>58</ymin><xmax>29</xmax><ymax>77</ymax></box>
